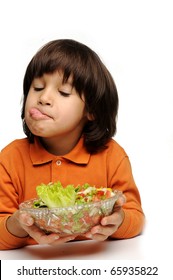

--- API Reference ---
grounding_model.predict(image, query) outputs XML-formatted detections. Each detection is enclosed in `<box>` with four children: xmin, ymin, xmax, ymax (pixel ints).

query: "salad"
<box><xmin>33</xmin><ymin>181</ymin><xmax>116</xmax><ymax>208</ymax></box>
<box><xmin>20</xmin><ymin>181</ymin><xmax>121</xmax><ymax>235</ymax></box>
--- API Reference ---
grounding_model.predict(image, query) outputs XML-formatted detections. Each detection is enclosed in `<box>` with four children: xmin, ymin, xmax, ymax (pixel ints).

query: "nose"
<box><xmin>38</xmin><ymin>89</ymin><xmax>53</xmax><ymax>106</ymax></box>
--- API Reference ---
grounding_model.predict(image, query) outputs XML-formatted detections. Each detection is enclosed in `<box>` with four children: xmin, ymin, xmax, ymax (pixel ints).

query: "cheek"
<box><xmin>24</xmin><ymin>98</ymin><xmax>34</xmax><ymax>127</ymax></box>
<box><xmin>24</xmin><ymin>95</ymin><xmax>31</xmax><ymax>113</ymax></box>
<box><xmin>71</xmin><ymin>105</ymin><xmax>86</xmax><ymax>122</ymax></box>
<box><xmin>57</xmin><ymin>105</ymin><xmax>86</xmax><ymax>129</ymax></box>
<box><xmin>60</xmin><ymin>99</ymin><xmax>86</xmax><ymax>118</ymax></box>
<box><xmin>24</xmin><ymin>104</ymin><xmax>31</xmax><ymax>122</ymax></box>
<box><xmin>24</xmin><ymin>94</ymin><xmax>36</xmax><ymax>117</ymax></box>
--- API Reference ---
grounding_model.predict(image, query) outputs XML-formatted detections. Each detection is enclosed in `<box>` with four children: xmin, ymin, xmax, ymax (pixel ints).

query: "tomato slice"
<box><xmin>105</xmin><ymin>190</ymin><xmax>112</xmax><ymax>198</ymax></box>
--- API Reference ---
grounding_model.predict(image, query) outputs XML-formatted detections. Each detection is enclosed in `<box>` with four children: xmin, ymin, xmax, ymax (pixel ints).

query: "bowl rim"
<box><xmin>19</xmin><ymin>190</ymin><xmax>123</xmax><ymax>211</ymax></box>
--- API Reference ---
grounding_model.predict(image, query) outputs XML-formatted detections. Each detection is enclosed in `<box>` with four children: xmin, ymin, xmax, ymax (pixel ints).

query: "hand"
<box><xmin>84</xmin><ymin>194</ymin><xmax>126</xmax><ymax>241</ymax></box>
<box><xmin>19</xmin><ymin>212</ymin><xmax>78</xmax><ymax>245</ymax></box>
<box><xmin>7</xmin><ymin>211</ymin><xmax>76</xmax><ymax>245</ymax></box>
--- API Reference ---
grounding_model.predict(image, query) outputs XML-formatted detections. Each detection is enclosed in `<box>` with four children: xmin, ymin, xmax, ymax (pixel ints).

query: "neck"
<box><xmin>40</xmin><ymin>135</ymin><xmax>81</xmax><ymax>156</ymax></box>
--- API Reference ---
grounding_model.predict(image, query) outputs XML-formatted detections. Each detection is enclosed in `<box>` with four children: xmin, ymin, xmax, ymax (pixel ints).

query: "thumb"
<box><xmin>19</xmin><ymin>212</ymin><xmax>34</xmax><ymax>226</ymax></box>
<box><xmin>114</xmin><ymin>193</ymin><xmax>126</xmax><ymax>208</ymax></box>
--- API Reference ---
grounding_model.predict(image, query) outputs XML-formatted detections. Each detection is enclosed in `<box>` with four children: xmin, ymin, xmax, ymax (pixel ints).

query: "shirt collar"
<box><xmin>30</xmin><ymin>137</ymin><xmax>90</xmax><ymax>165</ymax></box>
<box><xmin>63</xmin><ymin>137</ymin><xmax>90</xmax><ymax>164</ymax></box>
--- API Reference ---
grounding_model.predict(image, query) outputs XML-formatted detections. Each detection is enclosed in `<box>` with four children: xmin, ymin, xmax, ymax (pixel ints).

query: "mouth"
<box><xmin>29</xmin><ymin>108</ymin><xmax>52</xmax><ymax>120</ymax></box>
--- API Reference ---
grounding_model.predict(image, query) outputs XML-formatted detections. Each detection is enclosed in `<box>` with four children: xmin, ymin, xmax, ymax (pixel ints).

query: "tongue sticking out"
<box><xmin>29</xmin><ymin>108</ymin><xmax>50</xmax><ymax>120</ymax></box>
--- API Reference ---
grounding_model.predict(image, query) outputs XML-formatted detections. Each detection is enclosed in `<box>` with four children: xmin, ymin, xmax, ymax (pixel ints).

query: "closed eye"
<box><xmin>59</xmin><ymin>91</ymin><xmax>71</xmax><ymax>97</ymax></box>
<box><xmin>34</xmin><ymin>87</ymin><xmax>44</xmax><ymax>92</ymax></box>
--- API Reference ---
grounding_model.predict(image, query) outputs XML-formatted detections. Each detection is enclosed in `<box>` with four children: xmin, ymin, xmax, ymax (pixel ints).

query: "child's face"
<box><xmin>24</xmin><ymin>71</ymin><xmax>88</xmax><ymax>144</ymax></box>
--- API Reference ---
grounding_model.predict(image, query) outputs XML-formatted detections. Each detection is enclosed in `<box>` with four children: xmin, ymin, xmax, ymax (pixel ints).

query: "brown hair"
<box><xmin>21</xmin><ymin>39</ymin><xmax>119</xmax><ymax>153</ymax></box>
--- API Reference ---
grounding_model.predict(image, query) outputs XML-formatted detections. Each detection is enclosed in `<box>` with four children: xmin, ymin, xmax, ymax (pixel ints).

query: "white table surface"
<box><xmin>0</xmin><ymin>235</ymin><xmax>144</xmax><ymax>260</ymax></box>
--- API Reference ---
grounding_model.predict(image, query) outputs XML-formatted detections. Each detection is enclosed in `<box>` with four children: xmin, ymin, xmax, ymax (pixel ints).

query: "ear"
<box><xmin>86</xmin><ymin>112</ymin><xmax>95</xmax><ymax>121</ymax></box>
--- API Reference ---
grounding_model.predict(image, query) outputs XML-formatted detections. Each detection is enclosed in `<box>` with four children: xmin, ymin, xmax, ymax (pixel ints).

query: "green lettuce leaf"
<box><xmin>35</xmin><ymin>181</ymin><xmax>76</xmax><ymax>208</ymax></box>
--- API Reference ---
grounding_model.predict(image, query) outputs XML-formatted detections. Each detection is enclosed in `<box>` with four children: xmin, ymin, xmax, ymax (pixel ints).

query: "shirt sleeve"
<box><xmin>109</xmin><ymin>156</ymin><xmax>145</xmax><ymax>238</ymax></box>
<box><xmin>0</xmin><ymin>153</ymin><xmax>36</xmax><ymax>249</ymax></box>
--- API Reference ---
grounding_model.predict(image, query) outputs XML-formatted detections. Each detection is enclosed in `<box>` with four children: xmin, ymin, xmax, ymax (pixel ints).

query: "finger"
<box><xmin>50</xmin><ymin>234</ymin><xmax>77</xmax><ymax>245</ymax></box>
<box><xmin>115</xmin><ymin>194</ymin><xmax>126</xmax><ymax>207</ymax></box>
<box><xmin>91</xmin><ymin>224</ymin><xmax>118</xmax><ymax>235</ymax></box>
<box><xmin>101</xmin><ymin>211</ymin><xmax>123</xmax><ymax>226</ymax></box>
<box><xmin>38</xmin><ymin>232</ymin><xmax>60</xmax><ymax>244</ymax></box>
<box><xmin>83</xmin><ymin>231</ymin><xmax>92</xmax><ymax>239</ymax></box>
<box><xmin>21</xmin><ymin>223</ymin><xmax>60</xmax><ymax>244</ymax></box>
<box><xmin>84</xmin><ymin>230</ymin><xmax>107</xmax><ymax>241</ymax></box>
<box><xmin>90</xmin><ymin>233</ymin><xmax>108</xmax><ymax>241</ymax></box>
<box><xmin>89</xmin><ymin>225</ymin><xmax>118</xmax><ymax>241</ymax></box>
<box><xmin>19</xmin><ymin>212</ymin><xmax>34</xmax><ymax>226</ymax></box>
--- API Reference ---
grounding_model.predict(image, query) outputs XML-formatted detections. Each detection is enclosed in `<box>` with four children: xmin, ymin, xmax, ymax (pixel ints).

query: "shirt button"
<box><xmin>56</xmin><ymin>160</ymin><xmax>62</xmax><ymax>166</ymax></box>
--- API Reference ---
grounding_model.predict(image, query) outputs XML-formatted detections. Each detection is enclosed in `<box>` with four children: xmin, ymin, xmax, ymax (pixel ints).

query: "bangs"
<box><xmin>26</xmin><ymin>40</ymin><xmax>94</xmax><ymax>95</ymax></box>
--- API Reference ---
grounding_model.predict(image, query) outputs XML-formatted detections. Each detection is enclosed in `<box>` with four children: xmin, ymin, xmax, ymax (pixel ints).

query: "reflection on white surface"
<box><xmin>2</xmin><ymin>221</ymin><xmax>170</xmax><ymax>261</ymax></box>
<box><xmin>0</xmin><ymin>235</ymin><xmax>144</xmax><ymax>260</ymax></box>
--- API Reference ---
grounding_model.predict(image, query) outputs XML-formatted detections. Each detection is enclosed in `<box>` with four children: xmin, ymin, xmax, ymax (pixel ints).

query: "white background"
<box><xmin>0</xmin><ymin>0</ymin><xmax>173</xmax><ymax>263</ymax></box>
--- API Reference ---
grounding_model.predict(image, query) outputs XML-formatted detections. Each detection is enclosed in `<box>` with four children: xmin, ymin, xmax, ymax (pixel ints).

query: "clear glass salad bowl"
<box><xmin>19</xmin><ymin>190</ymin><xmax>122</xmax><ymax>236</ymax></box>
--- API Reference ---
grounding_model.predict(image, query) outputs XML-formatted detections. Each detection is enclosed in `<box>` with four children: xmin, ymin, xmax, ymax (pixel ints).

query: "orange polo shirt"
<box><xmin>0</xmin><ymin>137</ymin><xmax>145</xmax><ymax>249</ymax></box>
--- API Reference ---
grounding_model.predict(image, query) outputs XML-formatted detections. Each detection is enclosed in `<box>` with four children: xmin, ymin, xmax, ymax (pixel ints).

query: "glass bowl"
<box><xmin>19</xmin><ymin>190</ymin><xmax>122</xmax><ymax>236</ymax></box>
